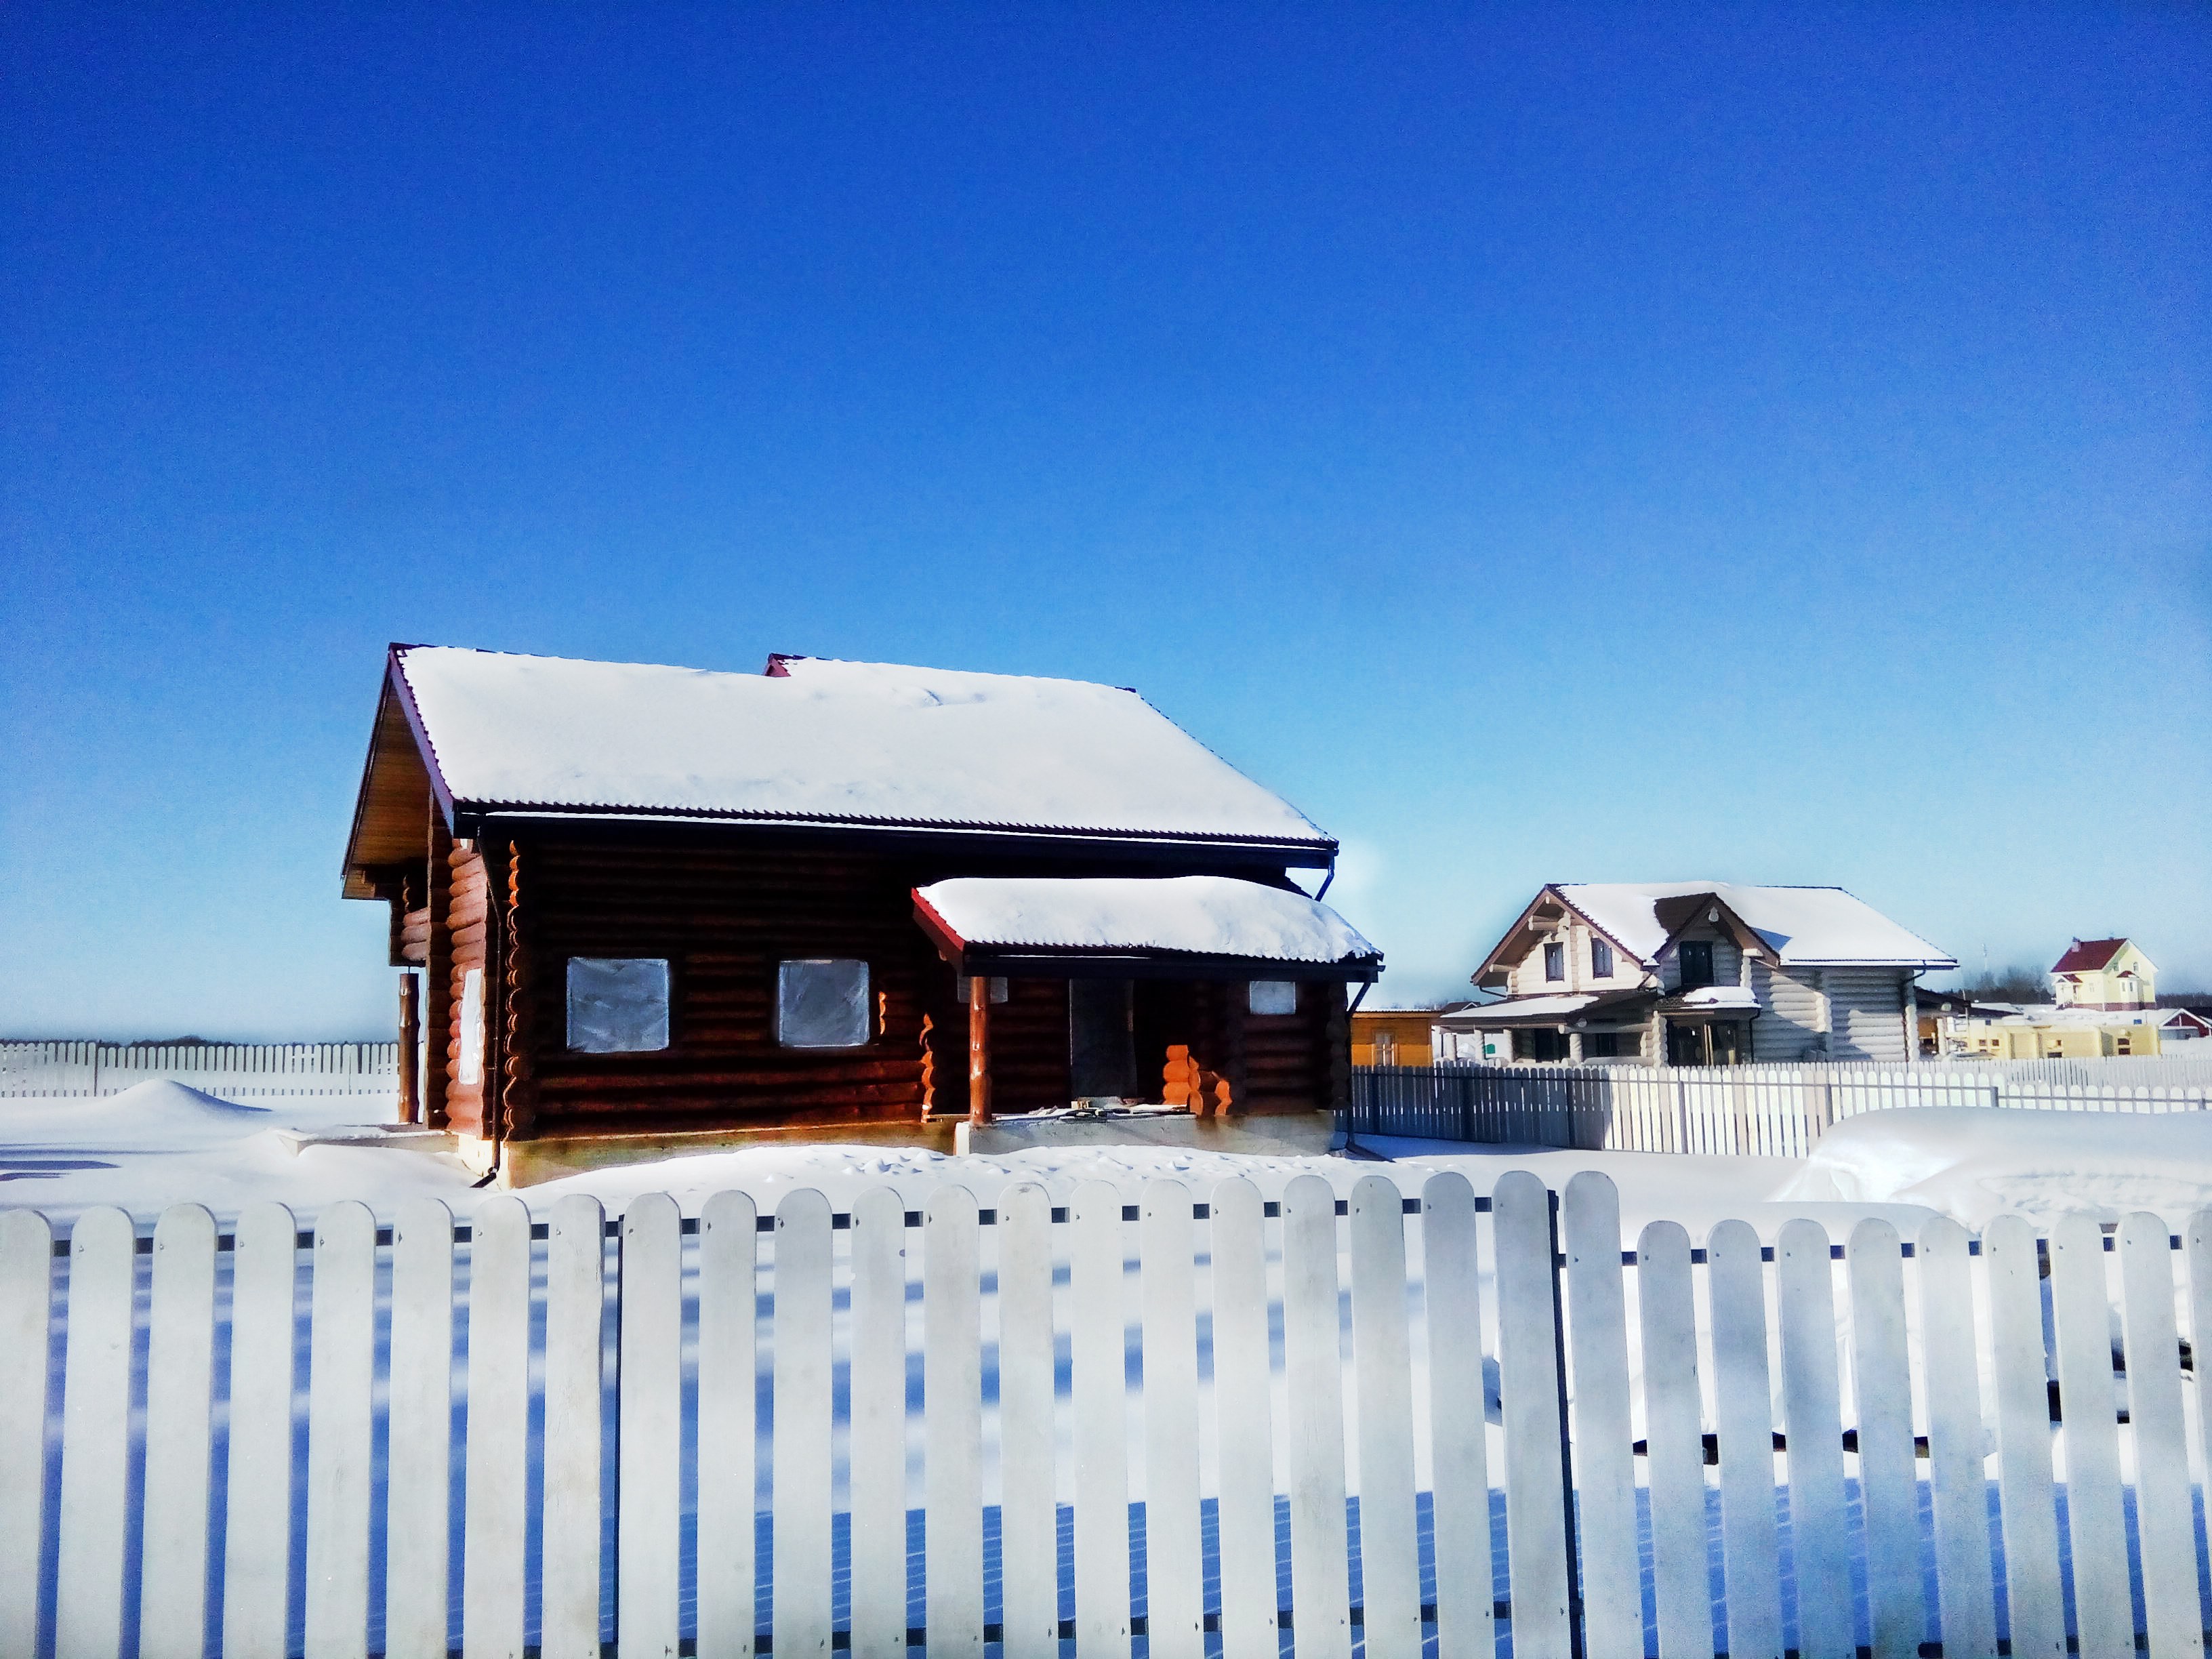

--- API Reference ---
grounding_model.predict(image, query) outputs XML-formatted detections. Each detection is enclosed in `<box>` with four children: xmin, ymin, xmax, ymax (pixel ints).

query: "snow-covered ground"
<box><xmin>10</xmin><ymin>1082</ymin><xmax>2212</xmax><ymax>1236</ymax></box>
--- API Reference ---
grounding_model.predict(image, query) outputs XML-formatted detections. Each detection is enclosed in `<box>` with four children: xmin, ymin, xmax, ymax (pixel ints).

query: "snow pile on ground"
<box><xmin>1774</xmin><ymin>1105</ymin><xmax>2212</xmax><ymax>1228</ymax></box>
<box><xmin>1</xmin><ymin>1078</ymin><xmax>274</xmax><ymax>1147</ymax></box>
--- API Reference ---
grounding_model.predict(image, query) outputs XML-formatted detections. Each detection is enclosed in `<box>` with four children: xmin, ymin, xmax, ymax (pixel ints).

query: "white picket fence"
<box><xmin>0</xmin><ymin>1041</ymin><xmax>398</xmax><ymax>1101</ymax></box>
<box><xmin>5</xmin><ymin>1173</ymin><xmax>2211</xmax><ymax>1657</ymax></box>
<box><xmin>1352</xmin><ymin>1059</ymin><xmax>2212</xmax><ymax>1157</ymax></box>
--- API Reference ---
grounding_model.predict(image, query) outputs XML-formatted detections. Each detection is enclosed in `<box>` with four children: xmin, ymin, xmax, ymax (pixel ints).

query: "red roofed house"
<box><xmin>342</xmin><ymin>646</ymin><xmax>1381</xmax><ymax>1183</ymax></box>
<box><xmin>2050</xmin><ymin>938</ymin><xmax>2156</xmax><ymax>1011</ymax></box>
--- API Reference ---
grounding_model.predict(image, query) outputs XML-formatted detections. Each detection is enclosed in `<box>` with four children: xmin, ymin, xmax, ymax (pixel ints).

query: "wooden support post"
<box><xmin>968</xmin><ymin>972</ymin><xmax>992</xmax><ymax>1127</ymax></box>
<box><xmin>397</xmin><ymin>974</ymin><xmax>420</xmax><ymax>1124</ymax></box>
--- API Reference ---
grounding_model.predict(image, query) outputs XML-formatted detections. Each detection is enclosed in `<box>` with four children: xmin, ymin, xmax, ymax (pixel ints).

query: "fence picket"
<box><xmin>697</xmin><ymin>1191</ymin><xmax>758</xmax><ymax>1659</ymax></box>
<box><xmin>1282</xmin><ymin>1173</ymin><xmax>1352</xmax><ymax>1659</ymax></box>
<box><xmin>224</xmin><ymin>1202</ymin><xmax>299</xmax><ymax>1659</ymax></box>
<box><xmin>1845</xmin><ymin>1219</ymin><xmax>1923</xmax><ymax>1658</ymax></box>
<box><xmin>2047</xmin><ymin>1213</ymin><xmax>2129</xmax><ymax>1659</ymax></box>
<box><xmin>773</xmin><ymin>1189</ymin><xmax>835</xmax><ymax>1659</ymax></box>
<box><xmin>1347</xmin><ymin>1175</ymin><xmax>1420</xmax><ymax>1659</ymax></box>
<box><xmin>543</xmin><ymin>1196</ymin><xmax>607</xmax><ymax>1659</ymax></box>
<box><xmin>1561</xmin><ymin>1172</ymin><xmax>1639</xmax><ymax>1657</ymax></box>
<box><xmin>462</xmin><ymin>1197</ymin><xmax>531</xmax><ymax>1659</ymax></box>
<box><xmin>1493</xmin><ymin>1170</ymin><xmax>1572</xmax><ymax>1659</ymax></box>
<box><xmin>139</xmin><ymin>1204</ymin><xmax>217</xmax><ymax>1659</ymax></box>
<box><xmin>924</xmin><ymin>1188</ymin><xmax>984</xmax><ymax>1658</ymax></box>
<box><xmin>1210</xmin><ymin>1178</ymin><xmax>1279</xmax><ymax>1659</ymax></box>
<box><xmin>305</xmin><ymin>1201</ymin><xmax>377</xmax><ymax>1659</ymax></box>
<box><xmin>1139</xmin><ymin>1179</ymin><xmax>1204</xmax><ymax>1659</ymax></box>
<box><xmin>1420</xmin><ymin>1174</ymin><xmax>1495</xmax><ymax>1657</ymax></box>
<box><xmin>1776</xmin><ymin>1218</ymin><xmax>1853</xmax><ymax>1659</ymax></box>
<box><xmin>1070</xmin><ymin>1181</ymin><xmax>1133</xmax><ymax>1657</ymax></box>
<box><xmin>386</xmin><ymin>1200</ymin><xmax>455</xmax><ymax>1659</ymax></box>
<box><xmin>619</xmin><ymin>1193</ymin><xmax>683</xmax><ymax>1659</ymax></box>
<box><xmin>2115</xmin><ymin>1212</ymin><xmax>2198</xmax><ymax>1656</ymax></box>
<box><xmin>55</xmin><ymin>1206</ymin><xmax>134</xmax><ymax>1659</ymax></box>
<box><xmin>0</xmin><ymin>1210</ymin><xmax>54</xmax><ymax>1659</ymax></box>
<box><xmin>994</xmin><ymin>1184</ymin><xmax>1059</xmax><ymax>1659</ymax></box>
<box><xmin>1637</xmin><ymin>1221</ymin><xmax>1708</xmax><ymax>1659</ymax></box>
<box><xmin>1914</xmin><ymin>1218</ymin><xmax>1996</xmax><ymax>1659</ymax></box>
<box><xmin>1983</xmin><ymin>1214</ymin><xmax>2064</xmax><ymax>1658</ymax></box>
<box><xmin>846</xmin><ymin>1188</ymin><xmax>909</xmax><ymax>1659</ymax></box>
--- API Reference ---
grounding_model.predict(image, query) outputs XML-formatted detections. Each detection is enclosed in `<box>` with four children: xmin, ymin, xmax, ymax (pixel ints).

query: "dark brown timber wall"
<box><xmin>495</xmin><ymin>836</ymin><xmax>1350</xmax><ymax>1138</ymax></box>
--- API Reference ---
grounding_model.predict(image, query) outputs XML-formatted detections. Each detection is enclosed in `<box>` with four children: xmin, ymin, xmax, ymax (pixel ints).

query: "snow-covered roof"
<box><xmin>1662</xmin><ymin>985</ymin><xmax>1761</xmax><ymax>1012</ymax></box>
<box><xmin>2051</xmin><ymin>937</ymin><xmax>2138</xmax><ymax>974</ymax></box>
<box><xmin>391</xmin><ymin>647</ymin><xmax>1330</xmax><ymax>849</ymax></box>
<box><xmin>913</xmin><ymin>876</ymin><xmax>1379</xmax><ymax>970</ymax></box>
<box><xmin>1555</xmin><ymin>882</ymin><xmax>1954</xmax><ymax>969</ymax></box>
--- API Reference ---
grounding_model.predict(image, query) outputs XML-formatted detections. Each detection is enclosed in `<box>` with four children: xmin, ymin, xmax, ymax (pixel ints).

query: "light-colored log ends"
<box><xmin>968</xmin><ymin>971</ymin><xmax>992</xmax><ymax>1126</ymax></box>
<box><xmin>501</xmin><ymin>840</ymin><xmax>536</xmax><ymax>1141</ymax></box>
<box><xmin>1162</xmin><ymin>1046</ymin><xmax>1233</xmax><ymax>1116</ymax></box>
<box><xmin>918</xmin><ymin>1013</ymin><xmax>937</xmax><ymax>1116</ymax></box>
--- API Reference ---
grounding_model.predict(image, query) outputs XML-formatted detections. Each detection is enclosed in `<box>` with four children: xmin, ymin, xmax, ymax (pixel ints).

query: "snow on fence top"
<box><xmin>394</xmin><ymin>646</ymin><xmax>1332</xmax><ymax>848</ymax></box>
<box><xmin>1555</xmin><ymin>880</ymin><xmax>1956</xmax><ymax>968</ymax></box>
<box><xmin>914</xmin><ymin>875</ymin><xmax>1381</xmax><ymax>966</ymax></box>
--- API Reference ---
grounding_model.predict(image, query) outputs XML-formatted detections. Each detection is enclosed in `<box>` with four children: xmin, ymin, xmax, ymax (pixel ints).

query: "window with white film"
<box><xmin>459</xmin><ymin>968</ymin><xmax>485</xmax><ymax>1083</ymax></box>
<box><xmin>778</xmin><ymin>959</ymin><xmax>871</xmax><ymax>1048</ymax></box>
<box><xmin>567</xmin><ymin>958</ymin><xmax>672</xmax><ymax>1054</ymax></box>
<box><xmin>956</xmin><ymin>975</ymin><xmax>1009</xmax><ymax>1005</ymax></box>
<box><xmin>1248</xmin><ymin>980</ymin><xmax>1298</xmax><ymax>1016</ymax></box>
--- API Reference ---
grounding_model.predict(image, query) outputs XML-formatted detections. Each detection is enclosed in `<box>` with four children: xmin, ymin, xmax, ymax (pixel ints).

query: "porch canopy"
<box><xmin>1445</xmin><ymin>989</ymin><xmax>1655</xmax><ymax>1028</ymax></box>
<box><xmin>912</xmin><ymin>874</ymin><xmax>1382</xmax><ymax>981</ymax></box>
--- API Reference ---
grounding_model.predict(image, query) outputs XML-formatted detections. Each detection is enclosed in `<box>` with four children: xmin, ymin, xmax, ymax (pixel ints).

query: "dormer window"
<box><xmin>1544</xmin><ymin>942</ymin><xmax>1565</xmax><ymax>982</ymax></box>
<box><xmin>1677</xmin><ymin>940</ymin><xmax>1715</xmax><ymax>989</ymax></box>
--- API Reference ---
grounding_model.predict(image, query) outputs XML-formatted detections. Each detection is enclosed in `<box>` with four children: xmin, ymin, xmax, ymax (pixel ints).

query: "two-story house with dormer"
<box><xmin>2050</xmin><ymin>938</ymin><xmax>2156</xmax><ymax>1010</ymax></box>
<box><xmin>1433</xmin><ymin>882</ymin><xmax>1956</xmax><ymax>1066</ymax></box>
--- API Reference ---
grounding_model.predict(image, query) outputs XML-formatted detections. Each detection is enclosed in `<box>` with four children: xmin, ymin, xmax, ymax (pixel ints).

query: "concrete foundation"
<box><xmin>955</xmin><ymin>1107</ymin><xmax>1338</xmax><ymax>1159</ymax></box>
<box><xmin>490</xmin><ymin>1117</ymin><xmax>962</xmax><ymax>1188</ymax></box>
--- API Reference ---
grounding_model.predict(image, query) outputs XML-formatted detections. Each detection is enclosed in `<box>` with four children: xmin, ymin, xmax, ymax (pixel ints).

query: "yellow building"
<box><xmin>1952</xmin><ymin>1006</ymin><xmax>2161</xmax><ymax>1059</ymax></box>
<box><xmin>1351</xmin><ymin>1008</ymin><xmax>1440</xmax><ymax>1067</ymax></box>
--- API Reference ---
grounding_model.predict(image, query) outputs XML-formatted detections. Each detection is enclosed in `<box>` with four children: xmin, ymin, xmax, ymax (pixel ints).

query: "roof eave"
<box><xmin>464</xmin><ymin>804</ymin><xmax>1333</xmax><ymax>864</ymax></box>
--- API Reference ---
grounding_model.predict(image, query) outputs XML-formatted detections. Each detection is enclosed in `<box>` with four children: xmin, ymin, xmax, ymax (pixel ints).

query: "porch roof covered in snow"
<box><xmin>1438</xmin><ymin>990</ymin><xmax>1655</xmax><ymax>1028</ymax></box>
<box><xmin>912</xmin><ymin>876</ymin><xmax>1383</xmax><ymax>981</ymax></box>
<box><xmin>343</xmin><ymin>644</ymin><xmax>1334</xmax><ymax>895</ymax></box>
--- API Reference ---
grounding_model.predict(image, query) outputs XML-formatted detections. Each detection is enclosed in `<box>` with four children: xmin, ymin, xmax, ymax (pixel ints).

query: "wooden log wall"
<box><xmin>1239</xmin><ymin>981</ymin><xmax>1337</xmax><ymax>1115</ymax></box>
<box><xmin>421</xmin><ymin>808</ymin><xmax>451</xmax><ymax>1130</ymax></box>
<box><xmin>524</xmin><ymin>842</ymin><xmax>945</xmax><ymax>1137</ymax></box>
<box><xmin>397</xmin><ymin>828</ymin><xmax>1353</xmax><ymax>1139</ymax></box>
<box><xmin>442</xmin><ymin>841</ymin><xmax>497</xmax><ymax>1138</ymax></box>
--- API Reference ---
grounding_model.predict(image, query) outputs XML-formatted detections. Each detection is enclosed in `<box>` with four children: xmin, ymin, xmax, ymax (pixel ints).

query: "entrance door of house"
<box><xmin>1667</xmin><ymin>1020</ymin><xmax>1746</xmax><ymax>1065</ymax></box>
<box><xmin>1069</xmin><ymin>978</ymin><xmax>1139</xmax><ymax>1101</ymax></box>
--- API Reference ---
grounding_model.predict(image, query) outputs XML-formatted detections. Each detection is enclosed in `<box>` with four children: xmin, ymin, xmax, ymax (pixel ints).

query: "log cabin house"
<box><xmin>342</xmin><ymin>646</ymin><xmax>1381</xmax><ymax>1182</ymax></box>
<box><xmin>1433</xmin><ymin>882</ymin><xmax>1954</xmax><ymax>1065</ymax></box>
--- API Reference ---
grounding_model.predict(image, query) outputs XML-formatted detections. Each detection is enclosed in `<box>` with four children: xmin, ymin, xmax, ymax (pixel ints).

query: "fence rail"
<box><xmin>0</xmin><ymin>1041</ymin><xmax>398</xmax><ymax>1101</ymax></box>
<box><xmin>1350</xmin><ymin>1059</ymin><xmax>2212</xmax><ymax>1155</ymax></box>
<box><xmin>5</xmin><ymin>1174</ymin><xmax>2211</xmax><ymax>1656</ymax></box>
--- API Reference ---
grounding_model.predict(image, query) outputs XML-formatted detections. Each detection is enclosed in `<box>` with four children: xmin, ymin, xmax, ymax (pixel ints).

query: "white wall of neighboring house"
<box><xmin>1750</xmin><ymin>960</ymin><xmax>1829</xmax><ymax>1060</ymax></box>
<box><xmin>1824</xmin><ymin>966</ymin><xmax>1912</xmax><ymax>1063</ymax></box>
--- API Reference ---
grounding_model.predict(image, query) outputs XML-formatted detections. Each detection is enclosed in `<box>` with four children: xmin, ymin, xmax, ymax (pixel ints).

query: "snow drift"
<box><xmin>1774</xmin><ymin>1105</ymin><xmax>2212</xmax><ymax>1227</ymax></box>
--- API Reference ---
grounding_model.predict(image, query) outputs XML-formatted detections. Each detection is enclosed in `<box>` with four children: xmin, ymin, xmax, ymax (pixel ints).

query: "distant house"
<box><xmin>342</xmin><ymin>646</ymin><xmax>1381</xmax><ymax>1183</ymax></box>
<box><xmin>2158</xmin><ymin>1007</ymin><xmax>2212</xmax><ymax>1044</ymax></box>
<box><xmin>1433</xmin><ymin>882</ymin><xmax>1954</xmax><ymax>1066</ymax></box>
<box><xmin>2051</xmin><ymin>937</ymin><xmax>2156</xmax><ymax>1010</ymax></box>
<box><xmin>1351</xmin><ymin>1006</ymin><xmax>1465</xmax><ymax>1067</ymax></box>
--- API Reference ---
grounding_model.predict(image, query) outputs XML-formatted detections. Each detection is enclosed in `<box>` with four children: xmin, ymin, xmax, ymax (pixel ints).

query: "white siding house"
<box><xmin>1435</xmin><ymin>882</ymin><xmax>1954</xmax><ymax>1066</ymax></box>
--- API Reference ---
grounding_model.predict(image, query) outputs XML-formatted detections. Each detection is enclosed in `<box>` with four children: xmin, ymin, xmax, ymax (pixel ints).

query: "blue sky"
<box><xmin>3</xmin><ymin>4</ymin><xmax>2206</xmax><ymax>1038</ymax></box>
